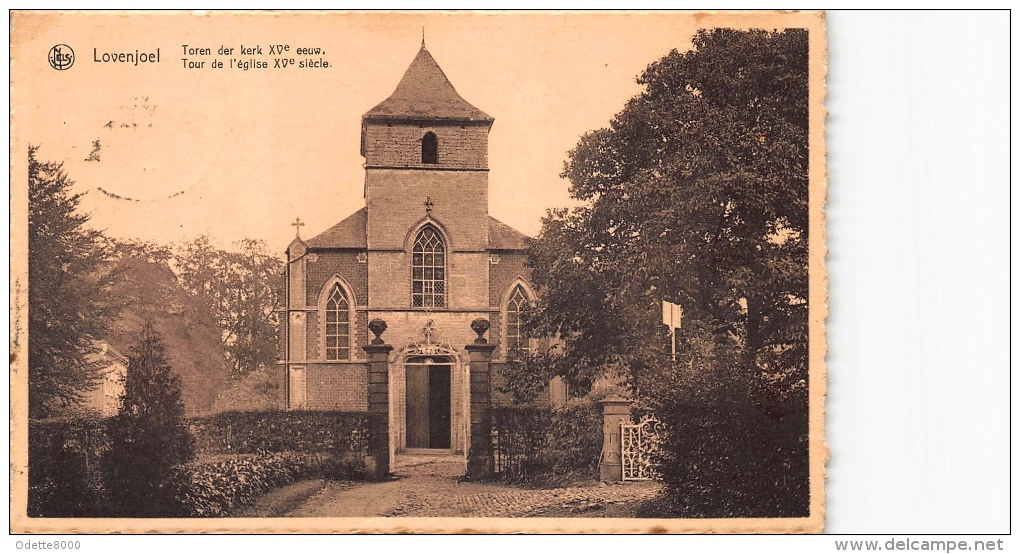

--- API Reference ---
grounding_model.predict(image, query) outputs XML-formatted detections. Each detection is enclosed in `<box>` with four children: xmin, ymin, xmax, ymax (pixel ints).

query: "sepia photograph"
<box><xmin>10</xmin><ymin>10</ymin><xmax>827</xmax><ymax>534</ymax></box>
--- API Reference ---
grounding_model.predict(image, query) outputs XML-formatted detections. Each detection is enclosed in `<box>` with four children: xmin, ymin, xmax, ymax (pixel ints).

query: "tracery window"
<box><xmin>506</xmin><ymin>284</ymin><xmax>530</xmax><ymax>358</ymax></box>
<box><xmin>325</xmin><ymin>283</ymin><xmax>350</xmax><ymax>360</ymax></box>
<box><xmin>412</xmin><ymin>225</ymin><xmax>445</xmax><ymax>308</ymax></box>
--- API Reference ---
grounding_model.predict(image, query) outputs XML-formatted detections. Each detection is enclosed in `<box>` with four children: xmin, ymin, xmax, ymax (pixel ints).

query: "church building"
<box><xmin>280</xmin><ymin>43</ymin><xmax>556</xmax><ymax>458</ymax></box>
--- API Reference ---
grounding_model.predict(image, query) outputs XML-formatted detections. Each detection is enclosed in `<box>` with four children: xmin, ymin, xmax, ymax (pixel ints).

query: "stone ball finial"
<box><xmin>470</xmin><ymin>318</ymin><xmax>490</xmax><ymax>344</ymax></box>
<box><xmin>368</xmin><ymin>318</ymin><xmax>388</xmax><ymax>345</ymax></box>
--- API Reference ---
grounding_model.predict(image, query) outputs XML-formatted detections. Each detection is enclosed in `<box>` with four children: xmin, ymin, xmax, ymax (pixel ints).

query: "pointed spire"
<box><xmin>362</xmin><ymin>44</ymin><xmax>493</xmax><ymax>124</ymax></box>
<box><xmin>422</xmin><ymin>27</ymin><xmax>426</xmax><ymax>48</ymax></box>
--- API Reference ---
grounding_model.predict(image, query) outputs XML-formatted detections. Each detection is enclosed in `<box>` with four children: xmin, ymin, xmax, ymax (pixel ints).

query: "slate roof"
<box><xmin>363</xmin><ymin>45</ymin><xmax>493</xmax><ymax>123</ymax></box>
<box><xmin>487</xmin><ymin>216</ymin><xmax>531</xmax><ymax>250</ymax></box>
<box><xmin>305</xmin><ymin>208</ymin><xmax>530</xmax><ymax>252</ymax></box>
<box><xmin>305</xmin><ymin>208</ymin><xmax>368</xmax><ymax>249</ymax></box>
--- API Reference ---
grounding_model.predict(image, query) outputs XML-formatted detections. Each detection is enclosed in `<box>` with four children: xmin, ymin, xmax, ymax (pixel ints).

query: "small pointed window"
<box><xmin>506</xmin><ymin>285</ymin><xmax>531</xmax><ymax>359</ymax></box>
<box><xmin>325</xmin><ymin>284</ymin><xmax>350</xmax><ymax>360</ymax></box>
<box><xmin>412</xmin><ymin>225</ymin><xmax>446</xmax><ymax>308</ymax></box>
<box><xmin>421</xmin><ymin>132</ymin><xmax>438</xmax><ymax>164</ymax></box>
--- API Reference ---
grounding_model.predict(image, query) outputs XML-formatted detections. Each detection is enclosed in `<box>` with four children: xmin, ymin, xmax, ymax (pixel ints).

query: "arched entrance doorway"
<box><xmin>404</xmin><ymin>355</ymin><xmax>453</xmax><ymax>449</ymax></box>
<box><xmin>389</xmin><ymin>331</ymin><xmax>469</xmax><ymax>462</ymax></box>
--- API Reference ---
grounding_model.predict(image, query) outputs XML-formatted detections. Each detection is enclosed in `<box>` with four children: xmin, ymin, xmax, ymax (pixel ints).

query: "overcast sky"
<box><xmin>13</xmin><ymin>12</ymin><xmax>807</xmax><ymax>251</ymax></box>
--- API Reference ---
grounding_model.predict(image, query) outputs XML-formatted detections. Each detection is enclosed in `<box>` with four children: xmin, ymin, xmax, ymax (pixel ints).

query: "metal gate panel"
<box><xmin>621</xmin><ymin>415</ymin><xmax>663</xmax><ymax>481</ymax></box>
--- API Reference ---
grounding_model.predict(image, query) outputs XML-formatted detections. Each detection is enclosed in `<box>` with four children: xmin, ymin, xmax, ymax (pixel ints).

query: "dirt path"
<box><xmin>288</xmin><ymin>454</ymin><xmax>660</xmax><ymax>518</ymax></box>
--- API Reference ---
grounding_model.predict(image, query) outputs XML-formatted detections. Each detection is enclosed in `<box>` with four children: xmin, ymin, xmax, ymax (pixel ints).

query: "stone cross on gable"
<box><xmin>291</xmin><ymin>217</ymin><xmax>305</xmax><ymax>238</ymax></box>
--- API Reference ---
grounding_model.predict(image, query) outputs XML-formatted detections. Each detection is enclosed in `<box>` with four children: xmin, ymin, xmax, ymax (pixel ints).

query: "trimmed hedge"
<box><xmin>190</xmin><ymin>410</ymin><xmax>375</xmax><ymax>456</ymax></box>
<box><xmin>28</xmin><ymin>410</ymin><xmax>382</xmax><ymax>517</ymax></box>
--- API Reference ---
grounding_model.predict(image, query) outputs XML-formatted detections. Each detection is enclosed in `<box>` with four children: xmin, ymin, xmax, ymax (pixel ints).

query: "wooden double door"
<box><xmin>404</xmin><ymin>358</ymin><xmax>452</xmax><ymax>449</ymax></box>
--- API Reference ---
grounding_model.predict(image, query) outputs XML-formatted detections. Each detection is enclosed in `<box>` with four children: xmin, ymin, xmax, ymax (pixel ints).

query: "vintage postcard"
<box><xmin>10</xmin><ymin>10</ymin><xmax>827</xmax><ymax>533</ymax></box>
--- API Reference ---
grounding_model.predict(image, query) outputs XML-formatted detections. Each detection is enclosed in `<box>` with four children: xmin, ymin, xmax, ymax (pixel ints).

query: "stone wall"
<box><xmin>365</xmin><ymin>169</ymin><xmax>489</xmax><ymax>252</ymax></box>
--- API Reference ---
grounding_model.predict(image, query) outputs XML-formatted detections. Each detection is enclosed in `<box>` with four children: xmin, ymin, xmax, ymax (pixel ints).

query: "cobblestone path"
<box><xmin>287</xmin><ymin>454</ymin><xmax>660</xmax><ymax>518</ymax></box>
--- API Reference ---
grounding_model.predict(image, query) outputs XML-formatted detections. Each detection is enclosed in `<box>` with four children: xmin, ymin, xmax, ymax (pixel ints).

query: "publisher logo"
<box><xmin>48</xmin><ymin>44</ymin><xmax>74</xmax><ymax>70</ymax></box>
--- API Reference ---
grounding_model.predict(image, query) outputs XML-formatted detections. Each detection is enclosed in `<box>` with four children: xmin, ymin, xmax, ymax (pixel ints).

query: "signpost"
<box><xmin>661</xmin><ymin>300</ymin><xmax>683</xmax><ymax>361</ymax></box>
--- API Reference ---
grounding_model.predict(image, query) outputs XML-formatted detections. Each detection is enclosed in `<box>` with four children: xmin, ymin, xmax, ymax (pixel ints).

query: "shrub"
<box><xmin>167</xmin><ymin>448</ymin><xmax>369</xmax><ymax>517</ymax></box>
<box><xmin>548</xmin><ymin>398</ymin><xmax>602</xmax><ymax>476</ymax></box>
<box><xmin>313</xmin><ymin>454</ymin><xmax>367</xmax><ymax>482</ymax></box>
<box><xmin>167</xmin><ymin>451</ymin><xmax>313</xmax><ymax>517</ymax></box>
<box><xmin>167</xmin><ymin>449</ymin><xmax>367</xmax><ymax>517</ymax></box>
<box><xmin>643</xmin><ymin>339</ymin><xmax>809</xmax><ymax>518</ymax></box>
<box><xmin>28</xmin><ymin>416</ymin><xmax>111</xmax><ymax>517</ymax></box>
<box><xmin>491</xmin><ymin>398</ymin><xmax>604</xmax><ymax>482</ymax></box>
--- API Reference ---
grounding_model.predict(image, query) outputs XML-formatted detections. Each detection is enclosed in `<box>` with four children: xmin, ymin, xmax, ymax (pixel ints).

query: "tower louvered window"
<box><xmin>412</xmin><ymin>225</ymin><xmax>446</xmax><ymax>308</ymax></box>
<box><xmin>421</xmin><ymin>132</ymin><xmax>438</xmax><ymax>164</ymax></box>
<box><xmin>325</xmin><ymin>284</ymin><xmax>350</xmax><ymax>360</ymax></box>
<box><xmin>506</xmin><ymin>285</ymin><xmax>530</xmax><ymax>358</ymax></box>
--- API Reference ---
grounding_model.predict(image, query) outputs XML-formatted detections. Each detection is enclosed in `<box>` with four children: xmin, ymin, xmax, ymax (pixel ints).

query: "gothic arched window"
<box><xmin>421</xmin><ymin>132</ymin><xmax>438</xmax><ymax>164</ymax></box>
<box><xmin>324</xmin><ymin>283</ymin><xmax>350</xmax><ymax>360</ymax></box>
<box><xmin>412</xmin><ymin>225</ymin><xmax>445</xmax><ymax>308</ymax></box>
<box><xmin>506</xmin><ymin>284</ymin><xmax>531</xmax><ymax>359</ymax></box>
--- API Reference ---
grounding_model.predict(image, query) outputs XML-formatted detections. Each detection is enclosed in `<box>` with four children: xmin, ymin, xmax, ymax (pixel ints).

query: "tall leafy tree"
<box><xmin>27</xmin><ymin>146</ymin><xmax>116</xmax><ymax>418</ymax></box>
<box><xmin>527</xmin><ymin>29</ymin><xmax>810</xmax><ymax>516</ymax></box>
<box><xmin>103</xmin><ymin>239</ymin><xmax>232</xmax><ymax>414</ymax></box>
<box><xmin>104</xmin><ymin>322</ymin><xmax>193</xmax><ymax>516</ymax></box>
<box><xmin>176</xmin><ymin>236</ymin><xmax>283</xmax><ymax>377</ymax></box>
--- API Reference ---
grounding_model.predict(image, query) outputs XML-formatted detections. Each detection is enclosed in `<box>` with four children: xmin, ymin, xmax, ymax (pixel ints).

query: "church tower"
<box><xmin>284</xmin><ymin>42</ymin><xmax>540</xmax><ymax>461</ymax></box>
<box><xmin>360</xmin><ymin>44</ymin><xmax>494</xmax><ymax>315</ymax></box>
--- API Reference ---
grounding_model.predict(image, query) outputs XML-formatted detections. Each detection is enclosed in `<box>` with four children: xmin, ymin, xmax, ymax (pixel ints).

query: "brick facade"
<box><xmin>305</xmin><ymin>363</ymin><xmax>369</xmax><ymax>411</ymax></box>
<box><xmin>363</xmin><ymin>123</ymin><xmax>488</xmax><ymax>170</ymax></box>
<box><xmin>488</xmin><ymin>252</ymin><xmax>530</xmax><ymax>306</ymax></box>
<box><xmin>306</xmin><ymin>251</ymin><xmax>368</xmax><ymax>306</ymax></box>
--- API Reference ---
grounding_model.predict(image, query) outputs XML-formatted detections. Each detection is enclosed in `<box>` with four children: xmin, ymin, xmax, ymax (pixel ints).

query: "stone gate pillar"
<box><xmin>465</xmin><ymin>318</ymin><xmax>496</xmax><ymax>480</ymax></box>
<box><xmin>599</xmin><ymin>394</ymin><xmax>632</xmax><ymax>482</ymax></box>
<box><xmin>363</xmin><ymin>318</ymin><xmax>392</xmax><ymax>481</ymax></box>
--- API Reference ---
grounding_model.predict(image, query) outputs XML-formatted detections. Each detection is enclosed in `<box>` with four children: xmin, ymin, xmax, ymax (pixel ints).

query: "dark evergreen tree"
<box><xmin>27</xmin><ymin>146</ymin><xmax>116</xmax><ymax>418</ymax></box>
<box><xmin>104</xmin><ymin>322</ymin><xmax>193</xmax><ymax>516</ymax></box>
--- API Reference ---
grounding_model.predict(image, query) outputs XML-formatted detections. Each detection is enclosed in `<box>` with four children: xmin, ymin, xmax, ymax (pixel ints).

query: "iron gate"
<box><xmin>620</xmin><ymin>415</ymin><xmax>663</xmax><ymax>481</ymax></box>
